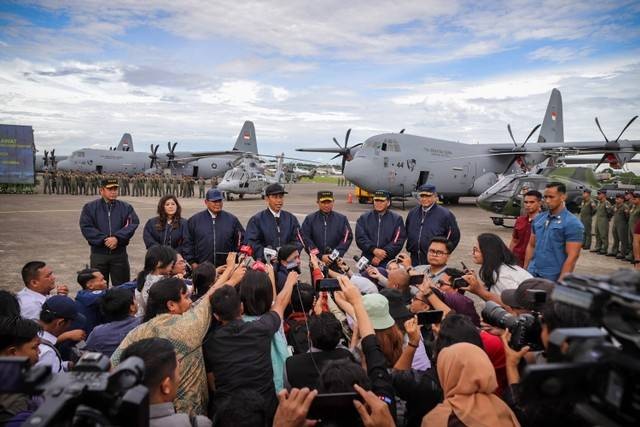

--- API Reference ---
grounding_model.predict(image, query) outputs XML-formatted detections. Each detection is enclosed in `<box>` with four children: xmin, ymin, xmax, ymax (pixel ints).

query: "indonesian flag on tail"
<box><xmin>243</xmin><ymin>132</ymin><xmax>251</xmax><ymax>140</ymax></box>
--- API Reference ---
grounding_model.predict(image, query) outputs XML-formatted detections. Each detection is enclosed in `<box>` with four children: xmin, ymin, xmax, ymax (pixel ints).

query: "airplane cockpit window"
<box><xmin>386</xmin><ymin>141</ymin><xmax>400</xmax><ymax>152</ymax></box>
<box><xmin>71</xmin><ymin>151</ymin><xmax>84</xmax><ymax>158</ymax></box>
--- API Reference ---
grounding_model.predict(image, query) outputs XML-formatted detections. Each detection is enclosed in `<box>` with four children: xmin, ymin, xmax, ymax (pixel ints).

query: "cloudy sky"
<box><xmin>1</xmin><ymin>0</ymin><xmax>639</xmax><ymax>166</ymax></box>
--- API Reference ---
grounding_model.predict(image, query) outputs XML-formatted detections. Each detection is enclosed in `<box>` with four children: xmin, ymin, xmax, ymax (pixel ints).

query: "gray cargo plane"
<box><xmin>57</xmin><ymin>122</ymin><xmax>258</xmax><ymax>177</ymax></box>
<box><xmin>297</xmin><ymin>89</ymin><xmax>640</xmax><ymax>202</ymax></box>
<box><xmin>36</xmin><ymin>133</ymin><xmax>133</xmax><ymax>171</ymax></box>
<box><xmin>217</xmin><ymin>153</ymin><xmax>286</xmax><ymax>199</ymax></box>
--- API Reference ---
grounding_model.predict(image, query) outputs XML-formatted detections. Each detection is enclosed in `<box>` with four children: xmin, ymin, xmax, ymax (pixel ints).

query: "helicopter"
<box><xmin>475</xmin><ymin>165</ymin><xmax>603</xmax><ymax>227</ymax></box>
<box><xmin>217</xmin><ymin>153</ymin><xmax>286</xmax><ymax>200</ymax></box>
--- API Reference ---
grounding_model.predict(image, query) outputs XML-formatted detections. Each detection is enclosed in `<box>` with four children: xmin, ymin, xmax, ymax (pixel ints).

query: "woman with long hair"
<box><xmin>135</xmin><ymin>245</ymin><xmax>177</xmax><ymax>317</ymax></box>
<box><xmin>463</xmin><ymin>233</ymin><xmax>532</xmax><ymax>306</ymax></box>
<box><xmin>143</xmin><ymin>194</ymin><xmax>189</xmax><ymax>255</ymax></box>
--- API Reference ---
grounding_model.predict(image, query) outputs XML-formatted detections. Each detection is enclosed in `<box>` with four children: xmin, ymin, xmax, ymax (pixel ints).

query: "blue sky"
<box><xmin>1</xmin><ymin>0</ymin><xmax>639</xmax><ymax>167</ymax></box>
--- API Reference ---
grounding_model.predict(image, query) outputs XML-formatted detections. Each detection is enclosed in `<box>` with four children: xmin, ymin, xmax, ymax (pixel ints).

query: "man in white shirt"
<box><xmin>36</xmin><ymin>296</ymin><xmax>85</xmax><ymax>373</ymax></box>
<box><xmin>17</xmin><ymin>261</ymin><xmax>68</xmax><ymax>320</ymax></box>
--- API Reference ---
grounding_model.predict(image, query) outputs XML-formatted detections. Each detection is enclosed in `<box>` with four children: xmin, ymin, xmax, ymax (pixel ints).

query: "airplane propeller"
<box><xmin>43</xmin><ymin>150</ymin><xmax>49</xmax><ymax>167</ymax></box>
<box><xmin>329</xmin><ymin>129</ymin><xmax>363</xmax><ymax>173</ymax></box>
<box><xmin>149</xmin><ymin>144</ymin><xmax>160</xmax><ymax>169</ymax></box>
<box><xmin>167</xmin><ymin>141</ymin><xmax>178</xmax><ymax>168</ymax></box>
<box><xmin>49</xmin><ymin>149</ymin><xmax>57</xmax><ymax>169</ymax></box>
<box><xmin>593</xmin><ymin>115</ymin><xmax>638</xmax><ymax>170</ymax></box>
<box><xmin>502</xmin><ymin>123</ymin><xmax>541</xmax><ymax>174</ymax></box>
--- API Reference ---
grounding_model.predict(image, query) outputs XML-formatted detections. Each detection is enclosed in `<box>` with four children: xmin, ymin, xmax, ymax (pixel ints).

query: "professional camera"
<box><xmin>482</xmin><ymin>299</ymin><xmax>544</xmax><ymax>351</ymax></box>
<box><xmin>0</xmin><ymin>352</ymin><xmax>148</xmax><ymax>426</ymax></box>
<box><xmin>519</xmin><ymin>270</ymin><xmax>640</xmax><ymax>427</ymax></box>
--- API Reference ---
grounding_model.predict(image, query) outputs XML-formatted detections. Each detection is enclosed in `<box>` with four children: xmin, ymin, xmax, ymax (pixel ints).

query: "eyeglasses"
<box><xmin>428</xmin><ymin>249</ymin><xmax>449</xmax><ymax>256</ymax></box>
<box><xmin>411</xmin><ymin>296</ymin><xmax>429</xmax><ymax>305</ymax></box>
<box><xmin>472</xmin><ymin>246</ymin><xmax>480</xmax><ymax>254</ymax></box>
<box><xmin>437</xmin><ymin>279</ymin><xmax>452</xmax><ymax>287</ymax></box>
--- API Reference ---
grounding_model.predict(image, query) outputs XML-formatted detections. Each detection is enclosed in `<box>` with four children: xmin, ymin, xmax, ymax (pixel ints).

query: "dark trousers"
<box><xmin>90</xmin><ymin>251</ymin><xmax>130</xmax><ymax>286</ymax></box>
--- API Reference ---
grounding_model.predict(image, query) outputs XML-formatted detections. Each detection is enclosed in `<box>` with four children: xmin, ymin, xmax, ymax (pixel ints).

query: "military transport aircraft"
<box><xmin>36</xmin><ymin>133</ymin><xmax>133</xmax><ymax>172</ymax></box>
<box><xmin>57</xmin><ymin>122</ymin><xmax>259</xmax><ymax>177</ymax></box>
<box><xmin>296</xmin><ymin>89</ymin><xmax>640</xmax><ymax>203</ymax></box>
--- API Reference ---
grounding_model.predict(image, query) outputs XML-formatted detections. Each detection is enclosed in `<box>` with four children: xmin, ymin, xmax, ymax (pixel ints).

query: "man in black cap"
<box><xmin>405</xmin><ymin>184</ymin><xmax>460</xmax><ymax>266</ymax></box>
<box><xmin>183</xmin><ymin>188</ymin><xmax>245</xmax><ymax>268</ymax></box>
<box><xmin>36</xmin><ymin>295</ymin><xmax>85</xmax><ymax>373</ymax></box>
<box><xmin>500</xmin><ymin>278</ymin><xmax>555</xmax><ymax>314</ymax></box>
<box><xmin>355</xmin><ymin>190</ymin><xmax>406</xmax><ymax>267</ymax></box>
<box><xmin>301</xmin><ymin>191</ymin><xmax>353</xmax><ymax>263</ymax></box>
<box><xmin>245</xmin><ymin>183</ymin><xmax>304</xmax><ymax>261</ymax></box>
<box><xmin>79</xmin><ymin>178</ymin><xmax>139</xmax><ymax>286</ymax></box>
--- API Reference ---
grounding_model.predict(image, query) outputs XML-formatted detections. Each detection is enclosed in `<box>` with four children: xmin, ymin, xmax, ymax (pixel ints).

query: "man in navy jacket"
<box><xmin>301</xmin><ymin>191</ymin><xmax>353</xmax><ymax>262</ymax></box>
<box><xmin>245</xmin><ymin>183</ymin><xmax>304</xmax><ymax>261</ymax></box>
<box><xmin>183</xmin><ymin>188</ymin><xmax>245</xmax><ymax>268</ymax></box>
<box><xmin>405</xmin><ymin>184</ymin><xmax>460</xmax><ymax>266</ymax></box>
<box><xmin>79</xmin><ymin>178</ymin><xmax>139</xmax><ymax>286</ymax></box>
<box><xmin>355</xmin><ymin>190</ymin><xmax>406</xmax><ymax>267</ymax></box>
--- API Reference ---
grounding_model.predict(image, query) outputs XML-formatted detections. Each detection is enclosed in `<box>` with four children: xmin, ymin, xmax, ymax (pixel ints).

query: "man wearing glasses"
<box><xmin>412</xmin><ymin>237</ymin><xmax>453</xmax><ymax>282</ymax></box>
<box><xmin>405</xmin><ymin>184</ymin><xmax>460</xmax><ymax>266</ymax></box>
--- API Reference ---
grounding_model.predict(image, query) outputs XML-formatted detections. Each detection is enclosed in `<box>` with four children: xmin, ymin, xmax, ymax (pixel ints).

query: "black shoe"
<box><xmin>598</xmin><ymin>251</ymin><xmax>608</xmax><ymax>255</ymax></box>
<box><xmin>616</xmin><ymin>254</ymin><xmax>625</xmax><ymax>259</ymax></box>
<box><xmin>590</xmin><ymin>249</ymin><xmax>600</xmax><ymax>253</ymax></box>
<box><xmin>606</xmin><ymin>253</ymin><xmax>617</xmax><ymax>257</ymax></box>
<box><xmin>582</xmin><ymin>246</ymin><xmax>590</xmax><ymax>250</ymax></box>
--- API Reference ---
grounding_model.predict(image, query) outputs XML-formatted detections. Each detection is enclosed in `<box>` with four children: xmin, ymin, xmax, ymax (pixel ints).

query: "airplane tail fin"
<box><xmin>232</xmin><ymin>121</ymin><xmax>258</xmax><ymax>154</ymax></box>
<box><xmin>274</xmin><ymin>153</ymin><xmax>285</xmax><ymax>183</ymax></box>
<box><xmin>537</xmin><ymin>88</ymin><xmax>563</xmax><ymax>143</ymax></box>
<box><xmin>116</xmin><ymin>133</ymin><xmax>134</xmax><ymax>151</ymax></box>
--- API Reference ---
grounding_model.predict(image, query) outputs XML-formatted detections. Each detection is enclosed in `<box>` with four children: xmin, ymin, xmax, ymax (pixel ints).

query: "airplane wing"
<box><xmin>296</xmin><ymin>148</ymin><xmax>344</xmax><ymax>153</ymax></box>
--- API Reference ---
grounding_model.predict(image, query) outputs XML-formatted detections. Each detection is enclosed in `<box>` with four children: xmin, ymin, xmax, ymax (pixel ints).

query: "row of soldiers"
<box><xmin>41</xmin><ymin>171</ymin><xmax>216</xmax><ymax>199</ymax></box>
<box><xmin>579</xmin><ymin>189</ymin><xmax>640</xmax><ymax>262</ymax></box>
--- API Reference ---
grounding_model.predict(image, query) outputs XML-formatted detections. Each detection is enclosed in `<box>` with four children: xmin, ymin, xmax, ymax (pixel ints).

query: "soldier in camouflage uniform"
<box><xmin>592</xmin><ymin>189</ymin><xmax>613</xmax><ymax>255</ymax></box>
<box><xmin>42</xmin><ymin>171</ymin><xmax>51</xmax><ymax>194</ymax></box>
<box><xmin>608</xmin><ymin>194</ymin><xmax>629</xmax><ymax>258</ymax></box>
<box><xmin>579</xmin><ymin>189</ymin><xmax>596</xmax><ymax>250</ymax></box>
<box><xmin>626</xmin><ymin>192</ymin><xmax>640</xmax><ymax>262</ymax></box>
<box><xmin>198</xmin><ymin>177</ymin><xmax>205</xmax><ymax>198</ymax></box>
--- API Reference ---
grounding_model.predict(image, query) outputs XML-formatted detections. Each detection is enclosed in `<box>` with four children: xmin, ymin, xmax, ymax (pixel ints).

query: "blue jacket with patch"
<box><xmin>405</xmin><ymin>204</ymin><xmax>460</xmax><ymax>265</ymax></box>
<box><xmin>142</xmin><ymin>217</ymin><xmax>189</xmax><ymax>255</ymax></box>
<box><xmin>355</xmin><ymin>210</ymin><xmax>406</xmax><ymax>266</ymax></box>
<box><xmin>183</xmin><ymin>210</ymin><xmax>245</xmax><ymax>265</ymax></box>
<box><xmin>245</xmin><ymin>209</ymin><xmax>304</xmax><ymax>261</ymax></box>
<box><xmin>301</xmin><ymin>210</ymin><xmax>353</xmax><ymax>256</ymax></box>
<box><xmin>79</xmin><ymin>198</ymin><xmax>139</xmax><ymax>255</ymax></box>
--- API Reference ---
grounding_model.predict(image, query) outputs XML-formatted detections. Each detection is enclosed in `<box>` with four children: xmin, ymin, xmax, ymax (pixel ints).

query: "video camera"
<box><xmin>519</xmin><ymin>270</ymin><xmax>640</xmax><ymax>427</ymax></box>
<box><xmin>0</xmin><ymin>352</ymin><xmax>148</xmax><ymax>426</ymax></box>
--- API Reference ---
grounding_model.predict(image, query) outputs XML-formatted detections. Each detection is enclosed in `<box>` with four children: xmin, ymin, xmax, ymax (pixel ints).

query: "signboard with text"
<box><xmin>0</xmin><ymin>124</ymin><xmax>35</xmax><ymax>184</ymax></box>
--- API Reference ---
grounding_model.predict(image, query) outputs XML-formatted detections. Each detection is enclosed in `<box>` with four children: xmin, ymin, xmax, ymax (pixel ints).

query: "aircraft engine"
<box><xmin>469</xmin><ymin>172</ymin><xmax>499</xmax><ymax>196</ymax></box>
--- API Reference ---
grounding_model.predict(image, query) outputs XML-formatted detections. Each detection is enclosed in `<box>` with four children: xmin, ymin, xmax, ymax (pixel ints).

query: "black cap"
<box><xmin>615</xmin><ymin>193</ymin><xmax>624</xmax><ymax>199</ymax></box>
<box><xmin>597</xmin><ymin>189</ymin><xmax>607</xmax><ymax>194</ymax></box>
<box><xmin>42</xmin><ymin>296</ymin><xmax>84</xmax><ymax>321</ymax></box>
<box><xmin>417</xmin><ymin>184</ymin><xmax>436</xmax><ymax>195</ymax></box>
<box><xmin>101</xmin><ymin>178</ymin><xmax>119</xmax><ymax>188</ymax></box>
<box><xmin>317</xmin><ymin>191</ymin><xmax>334</xmax><ymax>202</ymax></box>
<box><xmin>379</xmin><ymin>288</ymin><xmax>412</xmax><ymax>321</ymax></box>
<box><xmin>373</xmin><ymin>190</ymin><xmax>390</xmax><ymax>201</ymax></box>
<box><xmin>265</xmin><ymin>183</ymin><xmax>287</xmax><ymax>196</ymax></box>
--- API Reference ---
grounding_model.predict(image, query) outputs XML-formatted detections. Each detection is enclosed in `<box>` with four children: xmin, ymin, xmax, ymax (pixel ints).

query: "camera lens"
<box><xmin>482</xmin><ymin>301</ymin><xmax>519</xmax><ymax>330</ymax></box>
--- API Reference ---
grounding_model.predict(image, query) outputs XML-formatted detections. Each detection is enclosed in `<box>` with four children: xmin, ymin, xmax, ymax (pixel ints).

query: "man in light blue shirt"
<box><xmin>525</xmin><ymin>182</ymin><xmax>584</xmax><ymax>282</ymax></box>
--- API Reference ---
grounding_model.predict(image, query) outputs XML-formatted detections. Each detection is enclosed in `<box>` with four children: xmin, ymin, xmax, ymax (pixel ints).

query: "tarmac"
<box><xmin>0</xmin><ymin>182</ymin><xmax>633</xmax><ymax>294</ymax></box>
